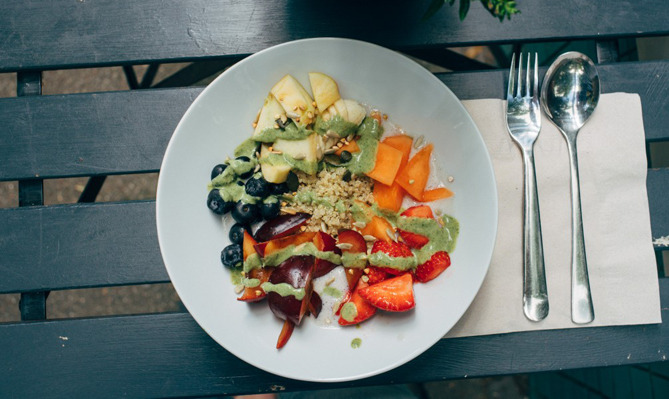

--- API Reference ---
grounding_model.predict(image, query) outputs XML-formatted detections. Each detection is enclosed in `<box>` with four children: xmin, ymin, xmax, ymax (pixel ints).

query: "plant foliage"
<box><xmin>424</xmin><ymin>0</ymin><xmax>520</xmax><ymax>22</ymax></box>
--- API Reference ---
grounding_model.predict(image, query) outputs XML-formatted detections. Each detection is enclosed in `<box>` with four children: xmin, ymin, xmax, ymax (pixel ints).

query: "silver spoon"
<box><xmin>541</xmin><ymin>51</ymin><xmax>599</xmax><ymax>324</ymax></box>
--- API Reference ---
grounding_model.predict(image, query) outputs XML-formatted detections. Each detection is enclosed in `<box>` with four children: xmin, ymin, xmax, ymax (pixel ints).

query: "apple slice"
<box><xmin>253</xmin><ymin>94</ymin><xmax>284</xmax><ymax>138</ymax></box>
<box><xmin>309</xmin><ymin>72</ymin><xmax>340</xmax><ymax>113</ymax></box>
<box><xmin>332</xmin><ymin>99</ymin><xmax>349</xmax><ymax>121</ymax></box>
<box><xmin>259</xmin><ymin>144</ymin><xmax>292</xmax><ymax>183</ymax></box>
<box><xmin>343</xmin><ymin>99</ymin><xmax>366</xmax><ymax>126</ymax></box>
<box><xmin>272</xmin><ymin>133</ymin><xmax>325</xmax><ymax>164</ymax></box>
<box><xmin>270</xmin><ymin>74</ymin><xmax>316</xmax><ymax>126</ymax></box>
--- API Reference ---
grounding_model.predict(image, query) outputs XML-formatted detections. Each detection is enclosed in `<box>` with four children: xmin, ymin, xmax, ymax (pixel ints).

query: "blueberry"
<box><xmin>245</xmin><ymin>177</ymin><xmax>270</xmax><ymax>198</ymax></box>
<box><xmin>211</xmin><ymin>164</ymin><xmax>227</xmax><ymax>180</ymax></box>
<box><xmin>340</xmin><ymin>151</ymin><xmax>352</xmax><ymax>163</ymax></box>
<box><xmin>221</xmin><ymin>244</ymin><xmax>243</xmax><ymax>269</ymax></box>
<box><xmin>231</xmin><ymin>201</ymin><xmax>260</xmax><ymax>224</ymax></box>
<box><xmin>261</xmin><ymin>201</ymin><xmax>281</xmax><ymax>220</ymax></box>
<box><xmin>285</xmin><ymin>172</ymin><xmax>299</xmax><ymax>192</ymax></box>
<box><xmin>229</xmin><ymin>223</ymin><xmax>246</xmax><ymax>245</ymax></box>
<box><xmin>270</xmin><ymin>182</ymin><xmax>290</xmax><ymax>195</ymax></box>
<box><xmin>207</xmin><ymin>189</ymin><xmax>233</xmax><ymax>215</ymax></box>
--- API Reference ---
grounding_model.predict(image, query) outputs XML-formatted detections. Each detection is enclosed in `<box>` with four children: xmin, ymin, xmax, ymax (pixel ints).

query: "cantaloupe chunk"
<box><xmin>373</xmin><ymin>182</ymin><xmax>404</xmax><ymax>212</ymax></box>
<box><xmin>360</xmin><ymin>216</ymin><xmax>395</xmax><ymax>243</ymax></box>
<box><xmin>373</xmin><ymin>135</ymin><xmax>413</xmax><ymax>211</ymax></box>
<box><xmin>334</xmin><ymin>140</ymin><xmax>360</xmax><ymax>156</ymax></box>
<box><xmin>396</xmin><ymin>144</ymin><xmax>433</xmax><ymax>200</ymax></box>
<box><xmin>382</xmin><ymin>135</ymin><xmax>413</xmax><ymax>162</ymax></box>
<box><xmin>421</xmin><ymin>187</ymin><xmax>453</xmax><ymax>202</ymax></box>
<box><xmin>365</xmin><ymin>142</ymin><xmax>403</xmax><ymax>186</ymax></box>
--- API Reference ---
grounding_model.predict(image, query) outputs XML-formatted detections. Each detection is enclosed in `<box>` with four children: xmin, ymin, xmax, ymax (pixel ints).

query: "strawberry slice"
<box><xmin>401</xmin><ymin>205</ymin><xmax>434</xmax><ymax>219</ymax></box>
<box><xmin>338</xmin><ymin>280</ymin><xmax>377</xmax><ymax>325</ymax></box>
<box><xmin>397</xmin><ymin>205</ymin><xmax>434</xmax><ymax>249</ymax></box>
<box><xmin>371</xmin><ymin>240</ymin><xmax>413</xmax><ymax>258</ymax></box>
<box><xmin>397</xmin><ymin>231</ymin><xmax>429</xmax><ymax>249</ymax></box>
<box><xmin>358</xmin><ymin>273</ymin><xmax>415</xmax><ymax>312</ymax></box>
<box><xmin>370</xmin><ymin>240</ymin><xmax>414</xmax><ymax>275</ymax></box>
<box><xmin>413</xmin><ymin>251</ymin><xmax>451</xmax><ymax>283</ymax></box>
<box><xmin>366</xmin><ymin>266</ymin><xmax>390</xmax><ymax>284</ymax></box>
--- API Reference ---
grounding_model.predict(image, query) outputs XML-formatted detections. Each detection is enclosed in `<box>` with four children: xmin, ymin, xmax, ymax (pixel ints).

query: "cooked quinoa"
<box><xmin>283</xmin><ymin>168</ymin><xmax>374</xmax><ymax>236</ymax></box>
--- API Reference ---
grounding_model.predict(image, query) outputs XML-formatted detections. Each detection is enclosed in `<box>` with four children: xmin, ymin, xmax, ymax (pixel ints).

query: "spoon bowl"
<box><xmin>541</xmin><ymin>52</ymin><xmax>600</xmax><ymax>136</ymax></box>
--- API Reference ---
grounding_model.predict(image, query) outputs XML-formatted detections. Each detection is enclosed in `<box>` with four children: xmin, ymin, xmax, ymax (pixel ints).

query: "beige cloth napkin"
<box><xmin>444</xmin><ymin>93</ymin><xmax>661</xmax><ymax>338</ymax></box>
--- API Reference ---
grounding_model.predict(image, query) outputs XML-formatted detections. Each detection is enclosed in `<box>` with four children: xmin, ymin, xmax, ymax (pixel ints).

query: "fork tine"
<box><xmin>533</xmin><ymin>52</ymin><xmax>539</xmax><ymax>99</ymax></box>
<box><xmin>516</xmin><ymin>52</ymin><xmax>523</xmax><ymax>98</ymax></box>
<box><xmin>525</xmin><ymin>53</ymin><xmax>531</xmax><ymax>97</ymax></box>
<box><xmin>507</xmin><ymin>53</ymin><xmax>516</xmax><ymax>100</ymax></box>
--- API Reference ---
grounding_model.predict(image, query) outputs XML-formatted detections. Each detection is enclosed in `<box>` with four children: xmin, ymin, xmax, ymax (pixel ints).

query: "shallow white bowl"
<box><xmin>156</xmin><ymin>38</ymin><xmax>497</xmax><ymax>382</ymax></box>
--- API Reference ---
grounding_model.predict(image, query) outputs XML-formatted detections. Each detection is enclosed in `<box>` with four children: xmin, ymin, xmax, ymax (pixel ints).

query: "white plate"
<box><xmin>156</xmin><ymin>38</ymin><xmax>497</xmax><ymax>382</ymax></box>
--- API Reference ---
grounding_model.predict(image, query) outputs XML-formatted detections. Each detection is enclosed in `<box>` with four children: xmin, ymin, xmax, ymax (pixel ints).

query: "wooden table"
<box><xmin>1</xmin><ymin>1</ymin><xmax>668</xmax><ymax>397</ymax></box>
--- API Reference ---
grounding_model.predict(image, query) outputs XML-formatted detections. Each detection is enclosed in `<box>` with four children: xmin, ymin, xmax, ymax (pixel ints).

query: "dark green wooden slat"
<box><xmin>0</xmin><ymin>279</ymin><xmax>667</xmax><ymax>397</ymax></box>
<box><xmin>0</xmin><ymin>201</ymin><xmax>168</xmax><ymax>294</ymax></box>
<box><xmin>647</xmin><ymin>168</ymin><xmax>669</xmax><ymax>246</ymax></box>
<box><xmin>0</xmin><ymin>61</ymin><xmax>666</xmax><ymax>182</ymax></box>
<box><xmin>613</xmin><ymin>366</ymin><xmax>633</xmax><ymax>399</ymax></box>
<box><xmin>0</xmin><ymin>0</ymin><xmax>667</xmax><ymax>72</ymax></box>
<box><xmin>630</xmin><ymin>367</ymin><xmax>653</xmax><ymax>397</ymax></box>
<box><xmin>0</xmin><ymin>87</ymin><xmax>200</xmax><ymax>181</ymax></box>
<box><xmin>651</xmin><ymin>375</ymin><xmax>669</xmax><ymax>397</ymax></box>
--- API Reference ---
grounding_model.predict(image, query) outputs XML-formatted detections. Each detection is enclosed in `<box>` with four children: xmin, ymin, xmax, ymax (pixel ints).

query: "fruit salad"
<box><xmin>206</xmin><ymin>72</ymin><xmax>459</xmax><ymax>348</ymax></box>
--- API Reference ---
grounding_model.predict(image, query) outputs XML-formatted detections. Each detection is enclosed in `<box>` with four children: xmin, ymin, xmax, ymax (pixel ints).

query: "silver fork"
<box><xmin>506</xmin><ymin>53</ymin><xmax>549</xmax><ymax>322</ymax></box>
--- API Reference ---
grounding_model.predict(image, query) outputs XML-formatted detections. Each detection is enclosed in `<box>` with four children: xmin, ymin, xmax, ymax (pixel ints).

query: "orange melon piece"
<box><xmin>421</xmin><ymin>187</ymin><xmax>453</xmax><ymax>202</ymax></box>
<box><xmin>373</xmin><ymin>182</ymin><xmax>404</xmax><ymax>212</ymax></box>
<box><xmin>360</xmin><ymin>216</ymin><xmax>395</xmax><ymax>243</ymax></box>
<box><xmin>373</xmin><ymin>135</ymin><xmax>414</xmax><ymax>211</ymax></box>
<box><xmin>396</xmin><ymin>144</ymin><xmax>433</xmax><ymax>200</ymax></box>
<box><xmin>365</xmin><ymin>142</ymin><xmax>403</xmax><ymax>186</ymax></box>
<box><xmin>334</xmin><ymin>140</ymin><xmax>360</xmax><ymax>156</ymax></box>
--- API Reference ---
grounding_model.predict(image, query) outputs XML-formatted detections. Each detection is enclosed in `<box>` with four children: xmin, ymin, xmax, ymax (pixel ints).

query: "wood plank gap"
<box><xmin>16</xmin><ymin>70</ymin><xmax>48</xmax><ymax>321</ymax></box>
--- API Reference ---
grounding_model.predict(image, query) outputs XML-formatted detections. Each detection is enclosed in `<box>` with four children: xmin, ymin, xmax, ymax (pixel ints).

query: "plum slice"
<box><xmin>312</xmin><ymin>231</ymin><xmax>339</xmax><ymax>279</ymax></box>
<box><xmin>266</xmin><ymin>255</ymin><xmax>315</xmax><ymax>327</ymax></box>
<box><xmin>254</xmin><ymin>213</ymin><xmax>310</xmax><ymax>242</ymax></box>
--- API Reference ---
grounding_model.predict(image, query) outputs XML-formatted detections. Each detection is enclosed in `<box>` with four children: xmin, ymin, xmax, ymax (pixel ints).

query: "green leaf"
<box><xmin>459</xmin><ymin>0</ymin><xmax>471</xmax><ymax>21</ymax></box>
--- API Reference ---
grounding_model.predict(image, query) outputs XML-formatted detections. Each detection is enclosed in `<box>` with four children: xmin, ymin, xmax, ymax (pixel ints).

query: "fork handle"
<box><xmin>522</xmin><ymin>148</ymin><xmax>549</xmax><ymax>321</ymax></box>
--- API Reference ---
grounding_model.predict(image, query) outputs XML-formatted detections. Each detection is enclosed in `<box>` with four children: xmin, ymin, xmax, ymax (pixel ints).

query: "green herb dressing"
<box><xmin>263</xmin><ymin>195</ymin><xmax>279</xmax><ymax>204</ymax></box>
<box><xmin>230</xmin><ymin>269</ymin><xmax>243</xmax><ymax>285</ymax></box>
<box><xmin>323</xmin><ymin>286</ymin><xmax>342</xmax><ymax>298</ymax></box>
<box><xmin>341</xmin><ymin>252</ymin><xmax>368</xmax><ymax>268</ymax></box>
<box><xmin>314</xmin><ymin>115</ymin><xmax>359</xmax><ymax>138</ymax></box>
<box><xmin>350</xmin><ymin>338</ymin><xmax>362</xmax><ymax>349</ymax></box>
<box><xmin>243</xmin><ymin>253</ymin><xmax>262</xmax><ymax>273</ymax></box>
<box><xmin>253</xmin><ymin>123</ymin><xmax>313</xmax><ymax>142</ymax></box>
<box><xmin>345</xmin><ymin>117</ymin><xmax>383</xmax><ymax>175</ymax></box>
<box><xmin>341</xmin><ymin>302</ymin><xmax>358</xmax><ymax>322</ymax></box>
<box><xmin>234</xmin><ymin>138</ymin><xmax>259</xmax><ymax>158</ymax></box>
<box><xmin>398</xmin><ymin>215</ymin><xmax>459</xmax><ymax>264</ymax></box>
<box><xmin>368</xmin><ymin>252</ymin><xmax>417</xmax><ymax>270</ymax></box>
<box><xmin>260</xmin><ymin>282</ymin><xmax>305</xmax><ymax>300</ymax></box>
<box><xmin>209</xmin><ymin>157</ymin><xmax>256</xmax><ymax>188</ymax></box>
<box><xmin>257</xmin><ymin>242</ymin><xmax>343</xmax><ymax>270</ymax></box>
<box><xmin>242</xmin><ymin>277</ymin><xmax>260</xmax><ymax>288</ymax></box>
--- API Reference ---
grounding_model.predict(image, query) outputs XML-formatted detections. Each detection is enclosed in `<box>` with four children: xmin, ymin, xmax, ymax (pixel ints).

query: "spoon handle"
<box><xmin>522</xmin><ymin>148</ymin><xmax>549</xmax><ymax>321</ymax></box>
<box><xmin>566</xmin><ymin>138</ymin><xmax>595</xmax><ymax>324</ymax></box>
